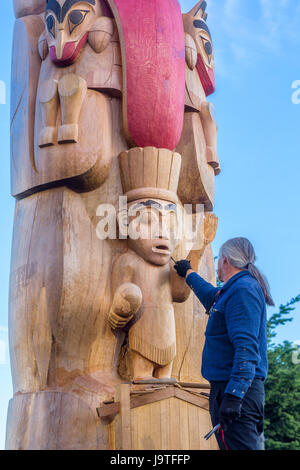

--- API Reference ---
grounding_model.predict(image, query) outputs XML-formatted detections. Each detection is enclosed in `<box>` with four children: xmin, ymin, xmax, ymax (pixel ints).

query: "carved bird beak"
<box><xmin>55</xmin><ymin>28</ymin><xmax>65</xmax><ymax>60</ymax></box>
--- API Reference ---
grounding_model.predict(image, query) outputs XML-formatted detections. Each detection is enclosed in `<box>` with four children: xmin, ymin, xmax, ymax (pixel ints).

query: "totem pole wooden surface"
<box><xmin>6</xmin><ymin>0</ymin><xmax>220</xmax><ymax>450</ymax></box>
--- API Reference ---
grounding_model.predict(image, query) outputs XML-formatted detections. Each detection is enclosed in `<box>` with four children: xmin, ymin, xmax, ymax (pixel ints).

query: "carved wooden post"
<box><xmin>6</xmin><ymin>0</ymin><xmax>220</xmax><ymax>450</ymax></box>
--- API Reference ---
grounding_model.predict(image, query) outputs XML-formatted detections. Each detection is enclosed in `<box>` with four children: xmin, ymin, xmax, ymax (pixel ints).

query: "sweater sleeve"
<box><xmin>186</xmin><ymin>272</ymin><xmax>220</xmax><ymax>311</ymax></box>
<box><xmin>224</xmin><ymin>287</ymin><xmax>263</xmax><ymax>399</ymax></box>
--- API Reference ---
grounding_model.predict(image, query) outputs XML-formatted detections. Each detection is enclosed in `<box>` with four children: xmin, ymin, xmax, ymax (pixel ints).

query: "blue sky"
<box><xmin>0</xmin><ymin>0</ymin><xmax>300</xmax><ymax>449</ymax></box>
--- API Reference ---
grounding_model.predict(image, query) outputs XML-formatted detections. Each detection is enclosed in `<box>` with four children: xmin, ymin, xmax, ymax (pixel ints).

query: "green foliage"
<box><xmin>264</xmin><ymin>296</ymin><xmax>300</xmax><ymax>450</ymax></box>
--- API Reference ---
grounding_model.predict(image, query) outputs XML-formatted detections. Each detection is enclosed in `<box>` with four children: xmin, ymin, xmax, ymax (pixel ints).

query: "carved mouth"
<box><xmin>152</xmin><ymin>244</ymin><xmax>171</xmax><ymax>255</ymax></box>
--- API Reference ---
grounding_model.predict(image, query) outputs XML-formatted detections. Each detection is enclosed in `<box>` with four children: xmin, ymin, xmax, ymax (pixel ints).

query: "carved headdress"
<box><xmin>118</xmin><ymin>148</ymin><xmax>181</xmax><ymax>205</ymax></box>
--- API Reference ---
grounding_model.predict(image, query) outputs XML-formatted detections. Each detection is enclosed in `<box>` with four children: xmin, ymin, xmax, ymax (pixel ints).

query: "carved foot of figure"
<box><xmin>39</xmin><ymin>126</ymin><xmax>56</xmax><ymax>148</ymax></box>
<box><xmin>57</xmin><ymin>74</ymin><xmax>87</xmax><ymax>145</ymax></box>
<box><xmin>154</xmin><ymin>361</ymin><xmax>173</xmax><ymax>380</ymax></box>
<box><xmin>129</xmin><ymin>350</ymin><xmax>155</xmax><ymax>381</ymax></box>
<box><xmin>38</xmin><ymin>79</ymin><xmax>59</xmax><ymax>148</ymax></box>
<box><xmin>58</xmin><ymin>123</ymin><xmax>79</xmax><ymax>144</ymax></box>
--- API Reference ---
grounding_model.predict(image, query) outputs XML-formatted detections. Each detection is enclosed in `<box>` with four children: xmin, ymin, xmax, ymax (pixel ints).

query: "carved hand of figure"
<box><xmin>187</xmin><ymin>212</ymin><xmax>218</xmax><ymax>271</ymax></box>
<box><xmin>88</xmin><ymin>16</ymin><xmax>114</xmax><ymax>54</ymax></box>
<box><xmin>108</xmin><ymin>283</ymin><xmax>142</xmax><ymax>330</ymax></box>
<box><xmin>203</xmin><ymin>212</ymin><xmax>218</xmax><ymax>246</ymax></box>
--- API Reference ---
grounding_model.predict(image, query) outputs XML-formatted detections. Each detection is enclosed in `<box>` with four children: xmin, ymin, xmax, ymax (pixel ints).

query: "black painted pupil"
<box><xmin>204</xmin><ymin>41</ymin><xmax>212</xmax><ymax>56</ymax></box>
<box><xmin>47</xmin><ymin>15</ymin><xmax>54</xmax><ymax>32</ymax></box>
<box><xmin>69</xmin><ymin>10</ymin><xmax>84</xmax><ymax>25</ymax></box>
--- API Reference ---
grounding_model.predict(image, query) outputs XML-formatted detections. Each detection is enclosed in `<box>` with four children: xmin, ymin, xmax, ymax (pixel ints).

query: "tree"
<box><xmin>264</xmin><ymin>295</ymin><xmax>300</xmax><ymax>450</ymax></box>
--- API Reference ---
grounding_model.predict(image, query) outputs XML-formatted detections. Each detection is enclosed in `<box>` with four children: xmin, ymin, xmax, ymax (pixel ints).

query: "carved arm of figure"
<box><xmin>108</xmin><ymin>283</ymin><xmax>142</xmax><ymax>331</ymax></box>
<box><xmin>171</xmin><ymin>212</ymin><xmax>218</xmax><ymax>301</ymax></box>
<box><xmin>188</xmin><ymin>212</ymin><xmax>218</xmax><ymax>270</ymax></box>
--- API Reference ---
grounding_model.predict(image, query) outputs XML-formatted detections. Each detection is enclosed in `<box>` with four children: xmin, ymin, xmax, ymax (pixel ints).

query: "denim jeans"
<box><xmin>209</xmin><ymin>379</ymin><xmax>265</xmax><ymax>450</ymax></box>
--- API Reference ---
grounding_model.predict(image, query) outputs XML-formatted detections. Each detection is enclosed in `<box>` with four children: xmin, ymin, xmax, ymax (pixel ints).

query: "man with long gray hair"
<box><xmin>174</xmin><ymin>237</ymin><xmax>274</xmax><ymax>451</ymax></box>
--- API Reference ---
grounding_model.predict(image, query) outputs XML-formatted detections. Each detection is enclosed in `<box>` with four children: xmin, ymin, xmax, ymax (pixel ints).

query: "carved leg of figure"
<box><xmin>58</xmin><ymin>73</ymin><xmax>87</xmax><ymax>144</ymax></box>
<box><xmin>154</xmin><ymin>361</ymin><xmax>173</xmax><ymax>380</ymax></box>
<box><xmin>38</xmin><ymin>79</ymin><xmax>59</xmax><ymax>148</ymax></box>
<box><xmin>128</xmin><ymin>349</ymin><xmax>155</xmax><ymax>381</ymax></box>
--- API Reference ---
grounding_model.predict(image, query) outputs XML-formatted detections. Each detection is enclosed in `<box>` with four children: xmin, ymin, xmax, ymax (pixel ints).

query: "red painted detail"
<box><xmin>109</xmin><ymin>0</ymin><xmax>186</xmax><ymax>150</ymax></box>
<box><xmin>195</xmin><ymin>54</ymin><xmax>215</xmax><ymax>97</ymax></box>
<box><xmin>49</xmin><ymin>32</ymin><xmax>89</xmax><ymax>67</ymax></box>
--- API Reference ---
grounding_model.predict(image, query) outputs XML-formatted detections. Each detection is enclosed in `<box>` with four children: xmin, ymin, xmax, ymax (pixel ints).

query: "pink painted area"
<box><xmin>50</xmin><ymin>33</ymin><xmax>88</xmax><ymax>67</ymax></box>
<box><xmin>110</xmin><ymin>0</ymin><xmax>185</xmax><ymax>150</ymax></box>
<box><xmin>196</xmin><ymin>55</ymin><xmax>215</xmax><ymax>97</ymax></box>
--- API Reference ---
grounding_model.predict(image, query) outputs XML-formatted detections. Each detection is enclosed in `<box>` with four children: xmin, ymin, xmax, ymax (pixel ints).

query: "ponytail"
<box><xmin>219</xmin><ymin>238</ymin><xmax>275</xmax><ymax>307</ymax></box>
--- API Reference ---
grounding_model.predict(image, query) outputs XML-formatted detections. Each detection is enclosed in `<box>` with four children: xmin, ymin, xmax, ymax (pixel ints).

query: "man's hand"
<box><xmin>174</xmin><ymin>260</ymin><xmax>192</xmax><ymax>278</ymax></box>
<box><xmin>219</xmin><ymin>394</ymin><xmax>242</xmax><ymax>429</ymax></box>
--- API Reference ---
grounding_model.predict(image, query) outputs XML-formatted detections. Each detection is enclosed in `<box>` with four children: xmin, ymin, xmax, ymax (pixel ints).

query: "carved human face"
<box><xmin>127</xmin><ymin>199</ymin><xmax>179</xmax><ymax>266</ymax></box>
<box><xmin>45</xmin><ymin>0</ymin><xmax>102</xmax><ymax>66</ymax></box>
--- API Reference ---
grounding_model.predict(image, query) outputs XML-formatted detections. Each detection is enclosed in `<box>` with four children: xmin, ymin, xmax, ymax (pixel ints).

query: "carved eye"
<box><xmin>46</xmin><ymin>15</ymin><xmax>55</xmax><ymax>38</ymax></box>
<box><xmin>68</xmin><ymin>10</ymin><xmax>89</xmax><ymax>34</ymax></box>
<box><xmin>204</xmin><ymin>41</ymin><xmax>212</xmax><ymax>56</ymax></box>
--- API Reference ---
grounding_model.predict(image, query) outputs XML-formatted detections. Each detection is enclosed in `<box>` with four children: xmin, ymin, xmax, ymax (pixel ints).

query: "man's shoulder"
<box><xmin>230</xmin><ymin>274</ymin><xmax>265</xmax><ymax>303</ymax></box>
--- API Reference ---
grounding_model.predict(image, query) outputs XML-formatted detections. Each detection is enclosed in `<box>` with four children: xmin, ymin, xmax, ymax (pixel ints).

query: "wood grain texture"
<box><xmin>115</xmin><ymin>385</ymin><xmax>132</xmax><ymax>450</ymax></box>
<box><xmin>176</xmin><ymin>111</ymin><xmax>215</xmax><ymax>211</ymax></box>
<box><xmin>128</xmin><ymin>396</ymin><xmax>216</xmax><ymax>450</ymax></box>
<box><xmin>107</xmin><ymin>0</ymin><xmax>186</xmax><ymax>150</ymax></box>
<box><xmin>102</xmin><ymin>385</ymin><xmax>217</xmax><ymax>450</ymax></box>
<box><xmin>10</xmin><ymin>15</ymin><xmax>44</xmax><ymax>191</ymax></box>
<box><xmin>13</xmin><ymin>0</ymin><xmax>46</xmax><ymax>18</ymax></box>
<box><xmin>5</xmin><ymin>391</ymin><xmax>102</xmax><ymax>450</ymax></box>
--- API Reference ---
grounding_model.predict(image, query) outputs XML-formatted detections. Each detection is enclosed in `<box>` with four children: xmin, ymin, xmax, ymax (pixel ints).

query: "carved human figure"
<box><xmin>108</xmin><ymin>148</ymin><xmax>188</xmax><ymax>380</ymax></box>
<box><xmin>108</xmin><ymin>147</ymin><xmax>218</xmax><ymax>381</ymax></box>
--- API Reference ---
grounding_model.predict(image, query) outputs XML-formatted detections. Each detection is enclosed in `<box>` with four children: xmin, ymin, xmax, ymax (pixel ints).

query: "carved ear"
<box><xmin>188</xmin><ymin>1</ymin><xmax>208</xmax><ymax>21</ymax></box>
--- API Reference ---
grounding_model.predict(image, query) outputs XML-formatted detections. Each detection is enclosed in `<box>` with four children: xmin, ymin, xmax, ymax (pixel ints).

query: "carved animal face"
<box><xmin>183</xmin><ymin>1</ymin><xmax>215</xmax><ymax>96</ymax></box>
<box><xmin>45</xmin><ymin>0</ymin><xmax>102</xmax><ymax>66</ymax></box>
<box><xmin>127</xmin><ymin>199</ymin><xmax>179</xmax><ymax>266</ymax></box>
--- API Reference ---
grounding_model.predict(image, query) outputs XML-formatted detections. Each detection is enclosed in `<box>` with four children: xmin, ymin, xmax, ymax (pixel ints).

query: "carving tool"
<box><xmin>204</xmin><ymin>424</ymin><xmax>221</xmax><ymax>441</ymax></box>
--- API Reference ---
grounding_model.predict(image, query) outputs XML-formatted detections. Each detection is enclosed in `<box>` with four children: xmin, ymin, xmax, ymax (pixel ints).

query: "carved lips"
<box><xmin>152</xmin><ymin>243</ymin><xmax>172</xmax><ymax>256</ymax></box>
<box><xmin>49</xmin><ymin>32</ymin><xmax>88</xmax><ymax>66</ymax></box>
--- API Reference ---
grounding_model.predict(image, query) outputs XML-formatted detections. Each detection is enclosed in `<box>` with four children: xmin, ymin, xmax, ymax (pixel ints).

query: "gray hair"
<box><xmin>219</xmin><ymin>237</ymin><xmax>275</xmax><ymax>306</ymax></box>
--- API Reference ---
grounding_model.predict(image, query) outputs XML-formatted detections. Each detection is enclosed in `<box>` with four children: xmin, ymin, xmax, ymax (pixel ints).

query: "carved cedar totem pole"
<box><xmin>7</xmin><ymin>0</ymin><xmax>220</xmax><ymax>450</ymax></box>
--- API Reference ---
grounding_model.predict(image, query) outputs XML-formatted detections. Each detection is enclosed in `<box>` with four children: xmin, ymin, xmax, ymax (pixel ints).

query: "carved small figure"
<box><xmin>108</xmin><ymin>147</ymin><xmax>217</xmax><ymax>381</ymax></box>
<box><xmin>38</xmin><ymin>0</ymin><xmax>115</xmax><ymax>146</ymax></box>
<box><xmin>108</xmin><ymin>147</ymin><xmax>186</xmax><ymax>380</ymax></box>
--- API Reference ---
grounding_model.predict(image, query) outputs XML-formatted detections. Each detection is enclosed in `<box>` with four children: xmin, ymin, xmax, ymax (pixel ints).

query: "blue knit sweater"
<box><xmin>186</xmin><ymin>271</ymin><xmax>268</xmax><ymax>399</ymax></box>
